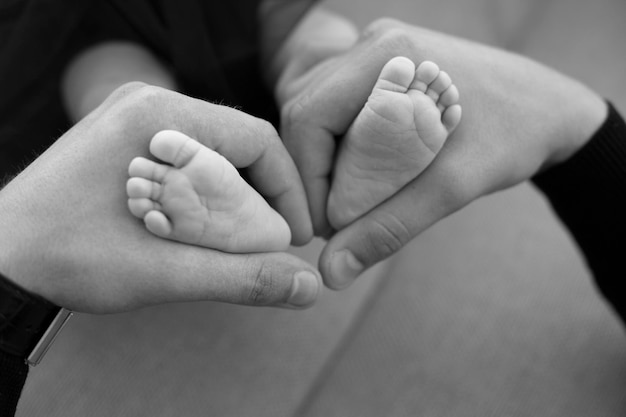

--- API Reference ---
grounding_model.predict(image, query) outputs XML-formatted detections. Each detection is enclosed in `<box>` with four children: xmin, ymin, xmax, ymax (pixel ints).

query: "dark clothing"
<box><xmin>533</xmin><ymin>102</ymin><xmax>626</xmax><ymax>324</ymax></box>
<box><xmin>0</xmin><ymin>0</ymin><xmax>292</xmax><ymax>179</ymax></box>
<box><xmin>0</xmin><ymin>349</ymin><xmax>27</xmax><ymax>417</ymax></box>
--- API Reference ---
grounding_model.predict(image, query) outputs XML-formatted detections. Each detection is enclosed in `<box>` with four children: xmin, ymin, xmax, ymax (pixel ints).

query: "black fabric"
<box><xmin>0</xmin><ymin>272</ymin><xmax>59</xmax><ymax>417</ymax></box>
<box><xmin>0</xmin><ymin>272</ymin><xmax>60</xmax><ymax>358</ymax></box>
<box><xmin>0</xmin><ymin>0</ymin><xmax>94</xmax><ymax>180</ymax></box>
<box><xmin>0</xmin><ymin>0</ymin><xmax>285</xmax><ymax>179</ymax></box>
<box><xmin>0</xmin><ymin>350</ymin><xmax>28</xmax><ymax>417</ymax></box>
<box><xmin>82</xmin><ymin>0</ymin><xmax>276</xmax><ymax>116</ymax></box>
<box><xmin>533</xmin><ymin>102</ymin><xmax>626</xmax><ymax>324</ymax></box>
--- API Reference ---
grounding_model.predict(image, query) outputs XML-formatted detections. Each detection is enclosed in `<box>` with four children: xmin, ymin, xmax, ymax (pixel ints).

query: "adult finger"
<box><xmin>281</xmin><ymin>116</ymin><xmax>336</xmax><ymax>237</ymax></box>
<box><xmin>0</xmin><ymin>85</ymin><xmax>323</xmax><ymax>314</ymax></box>
<box><xmin>279</xmin><ymin>42</ymin><xmax>394</xmax><ymax>236</ymax></box>
<box><xmin>279</xmin><ymin>22</ymin><xmax>427</xmax><ymax>237</ymax></box>
<box><xmin>136</xmin><ymin>240</ymin><xmax>323</xmax><ymax>310</ymax></box>
<box><xmin>4</xmin><ymin>212</ymin><xmax>323</xmax><ymax>313</ymax></box>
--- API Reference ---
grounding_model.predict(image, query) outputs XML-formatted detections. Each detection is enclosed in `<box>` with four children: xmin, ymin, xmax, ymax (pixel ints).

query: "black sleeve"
<box><xmin>0</xmin><ymin>352</ymin><xmax>28</xmax><ymax>417</ymax></box>
<box><xmin>0</xmin><ymin>271</ymin><xmax>63</xmax><ymax>417</ymax></box>
<box><xmin>532</xmin><ymin>102</ymin><xmax>626</xmax><ymax>324</ymax></box>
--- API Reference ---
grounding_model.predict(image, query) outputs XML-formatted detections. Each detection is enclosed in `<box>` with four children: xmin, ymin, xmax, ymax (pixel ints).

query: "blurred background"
<box><xmin>19</xmin><ymin>1</ymin><xmax>626</xmax><ymax>416</ymax></box>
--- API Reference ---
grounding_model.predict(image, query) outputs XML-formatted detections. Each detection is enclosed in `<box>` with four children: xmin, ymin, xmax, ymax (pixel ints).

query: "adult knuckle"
<box><xmin>361</xmin><ymin>212</ymin><xmax>413</xmax><ymax>261</ymax></box>
<box><xmin>101</xmin><ymin>84</ymin><xmax>163</xmax><ymax>128</ymax></box>
<box><xmin>109</xmin><ymin>84</ymin><xmax>176</xmax><ymax>127</ymax></box>
<box><xmin>280</xmin><ymin>97</ymin><xmax>313</xmax><ymax>153</ymax></box>
<box><xmin>363</xmin><ymin>18</ymin><xmax>411</xmax><ymax>46</ymax></box>
<box><xmin>127</xmin><ymin>84</ymin><xmax>168</xmax><ymax>108</ymax></box>
<box><xmin>255</xmin><ymin>117</ymin><xmax>280</xmax><ymax>143</ymax></box>
<box><xmin>246</xmin><ymin>262</ymin><xmax>279</xmax><ymax>306</ymax></box>
<box><xmin>362</xmin><ymin>18</ymin><xmax>401</xmax><ymax>38</ymax></box>
<box><xmin>377</xmin><ymin>28</ymin><xmax>415</xmax><ymax>53</ymax></box>
<box><xmin>359</xmin><ymin>21</ymin><xmax>418</xmax><ymax>67</ymax></box>
<box><xmin>106</xmin><ymin>81</ymin><xmax>149</xmax><ymax>102</ymax></box>
<box><xmin>280</xmin><ymin>96</ymin><xmax>307</xmax><ymax>131</ymax></box>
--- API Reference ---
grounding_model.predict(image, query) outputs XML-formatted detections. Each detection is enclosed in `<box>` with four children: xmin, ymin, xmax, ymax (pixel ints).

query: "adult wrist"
<box><xmin>543</xmin><ymin>87</ymin><xmax>608</xmax><ymax>170</ymax></box>
<box><xmin>532</xmin><ymin>100</ymin><xmax>626</xmax><ymax>322</ymax></box>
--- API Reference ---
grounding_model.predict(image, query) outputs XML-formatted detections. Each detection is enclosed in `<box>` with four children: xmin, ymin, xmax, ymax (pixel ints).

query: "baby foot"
<box><xmin>126</xmin><ymin>130</ymin><xmax>291</xmax><ymax>253</ymax></box>
<box><xmin>327</xmin><ymin>56</ymin><xmax>462</xmax><ymax>229</ymax></box>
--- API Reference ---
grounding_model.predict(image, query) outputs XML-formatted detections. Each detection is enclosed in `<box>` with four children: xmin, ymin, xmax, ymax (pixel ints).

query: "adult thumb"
<box><xmin>318</xmin><ymin>164</ymin><xmax>470</xmax><ymax>289</ymax></box>
<box><xmin>145</xmin><ymin>246</ymin><xmax>323</xmax><ymax>311</ymax></box>
<box><xmin>221</xmin><ymin>253</ymin><xmax>323</xmax><ymax>309</ymax></box>
<box><xmin>319</xmin><ymin>210</ymin><xmax>416</xmax><ymax>290</ymax></box>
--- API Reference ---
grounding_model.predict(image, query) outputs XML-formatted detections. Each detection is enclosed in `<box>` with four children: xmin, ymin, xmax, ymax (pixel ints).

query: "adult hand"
<box><xmin>0</xmin><ymin>83</ymin><xmax>320</xmax><ymax>313</ymax></box>
<box><xmin>278</xmin><ymin>19</ymin><xmax>607</xmax><ymax>289</ymax></box>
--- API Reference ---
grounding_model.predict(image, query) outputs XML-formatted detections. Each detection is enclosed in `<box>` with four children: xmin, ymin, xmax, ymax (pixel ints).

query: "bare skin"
<box><xmin>0</xmin><ymin>84</ymin><xmax>321</xmax><ymax>313</ymax></box>
<box><xmin>327</xmin><ymin>57</ymin><xmax>461</xmax><ymax>229</ymax></box>
<box><xmin>277</xmin><ymin>19</ymin><xmax>607</xmax><ymax>288</ymax></box>
<box><xmin>127</xmin><ymin>130</ymin><xmax>291</xmax><ymax>253</ymax></box>
<box><xmin>126</xmin><ymin>58</ymin><xmax>460</xmax><ymax>251</ymax></box>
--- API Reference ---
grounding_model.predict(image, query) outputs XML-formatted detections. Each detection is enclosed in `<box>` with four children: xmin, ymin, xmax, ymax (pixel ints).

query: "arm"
<box><xmin>61</xmin><ymin>42</ymin><xmax>177</xmax><ymax>122</ymax></box>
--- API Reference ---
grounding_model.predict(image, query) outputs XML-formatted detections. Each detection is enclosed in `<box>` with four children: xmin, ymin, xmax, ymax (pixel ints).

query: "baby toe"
<box><xmin>375</xmin><ymin>56</ymin><xmax>417</xmax><ymax>93</ymax></box>
<box><xmin>438</xmin><ymin>84</ymin><xmax>460</xmax><ymax>109</ymax></box>
<box><xmin>442</xmin><ymin>104</ymin><xmax>462</xmax><ymax>133</ymax></box>
<box><xmin>144</xmin><ymin>210</ymin><xmax>173</xmax><ymax>238</ymax></box>
<box><xmin>128</xmin><ymin>157</ymin><xmax>169</xmax><ymax>182</ymax></box>
<box><xmin>426</xmin><ymin>71</ymin><xmax>452</xmax><ymax>102</ymax></box>
<box><xmin>150</xmin><ymin>130</ymin><xmax>202</xmax><ymax>168</ymax></box>
<box><xmin>415</xmin><ymin>61</ymin><xmax>440</xmax><ymax>87</ymax></box>
<box><xmin>128</xmin><ymin>198</ymin><xmax>161</xmax><ymax>218</ymax></box>
<box><xmin>127</xmin><ymin>177</ymin><xmax>162</xmax><ymax>200</ymax></box>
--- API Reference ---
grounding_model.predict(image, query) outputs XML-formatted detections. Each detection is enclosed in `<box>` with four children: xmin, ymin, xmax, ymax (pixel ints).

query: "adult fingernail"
<box><xmin>329</xmin><ymin>250</ymin><xmax>364</xmax><ymax>289</ymax></box>
<box><xmin>288</xmin><ymin>271</ymin><xmax>320</xmax><ymax>307</ymax></box>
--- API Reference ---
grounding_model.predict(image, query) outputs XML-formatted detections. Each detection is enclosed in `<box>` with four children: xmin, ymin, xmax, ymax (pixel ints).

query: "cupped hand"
<box><xmin>279</xmin><ymin>19</ymin><xmax>607</xmax><ymax>289</ymax></box>
<box><xmin>0</xmin><ymin>83</ymin><xmax>320</xmax><ymax>313</ymax></box>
